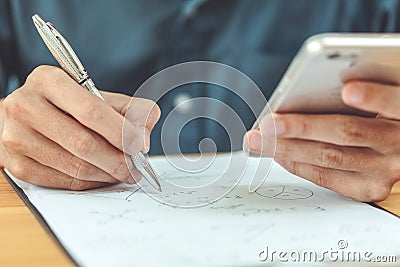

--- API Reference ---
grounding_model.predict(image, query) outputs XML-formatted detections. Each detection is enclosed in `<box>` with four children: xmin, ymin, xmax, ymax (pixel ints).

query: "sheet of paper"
<box><xmin>8</xmin><ymin>152</ymin><xmax>400</xmax><ymax>266</ymax></box>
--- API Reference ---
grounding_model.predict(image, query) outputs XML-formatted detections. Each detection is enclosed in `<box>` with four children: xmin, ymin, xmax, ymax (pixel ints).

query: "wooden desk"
<box><xmin>0</xmin><ymin>173</ymin><xmax>74</xmax><ymax>267</ymax></box>
<box><xmin>0</xmin><ymin>173</ymin><xmax>399</xmax><ymax>267</ymax></box>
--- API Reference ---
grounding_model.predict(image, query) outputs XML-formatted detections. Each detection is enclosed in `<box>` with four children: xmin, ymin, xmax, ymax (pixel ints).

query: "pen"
<box><xmin>32</xmin><ymin>14</ymin><xmax>162</xmax><ymax>192</ymax></box>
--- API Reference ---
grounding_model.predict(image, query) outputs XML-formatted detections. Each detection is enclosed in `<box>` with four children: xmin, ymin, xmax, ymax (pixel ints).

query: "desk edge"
<box><xmin>2</xmin><ymin>169</ymin><xmax>78</xmax><ymax>267</ymax></box>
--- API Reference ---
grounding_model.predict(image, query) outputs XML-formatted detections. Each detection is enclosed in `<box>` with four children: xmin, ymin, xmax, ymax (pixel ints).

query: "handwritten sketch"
<box><xmin>69</xmin><ymin>184</ymin><xmax>140</xmax><ymax>201</ymax></box>
<box><xmin>237</xmin><ymin>205</ymin><xmax>326</xmax><ymax>217</ymax></box>
<box><xmin>138</xmin><ymin>167</ymin><xmax>241</xmax><ymax>207</ymax></box>
<box><xmin>255</xmin><ymin>185</ymin><xmax>313</xmax><ymax>200</ymax></box>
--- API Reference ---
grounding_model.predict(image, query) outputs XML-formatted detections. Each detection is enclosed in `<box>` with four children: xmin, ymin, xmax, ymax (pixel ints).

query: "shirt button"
<box><xmin>173</xmin><ymin>93</ymin><xmax>192</xmax><ymax>113</ymax></box>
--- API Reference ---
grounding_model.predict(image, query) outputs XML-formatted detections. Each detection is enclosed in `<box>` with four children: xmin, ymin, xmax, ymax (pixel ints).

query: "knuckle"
<box><xmin>337</xmin><ymin>118</ymin><xmax>363</xmax><ymax>144</ymax></box>
<box><xmin>317</xmin><ymin>145</ymin><xmax>344</xmax><ymax>167</ymax></box>
<box><xmin>276</xmin><ymin>140</ymin><xmax>290</xmax><ymax>158</ymax></box>
<box><xmin>3</xmin><ymin>92</ymin><xmax>28</xmax><ymax>119</ymax></box>
<box><xmin>27</xmin><ymin>65</ymin><xmax>65</xmax><ymax>91</ymax></box>
<box><xmin>32</xmin><ymin>65</ymin><xmax>56</xmax><ymax>74</ymax></box>
<box><xmin>69</xmin><ymin>131</ymin><xmax>97</xmax><ymax>157</ymax></box>
<box><xmin>28</xmin><ymin>65</ymin><xmax>54</xmax><ymax>83</ymax></box>
<box><xmin>26</xmin><ymin>67</ymin><xmax>44</xmax><ymax>86</ymax></box>
<box><xmin>311</xmin><ymin>167</ymin><xmax>328</xmax><ymax>188</ymax></box>
<box><xmin>1</xmin><ymin>128</ymin><xmax>27</xmax><ymax>153</ymax></box>
<box><xmin>33</xmin><ymin>65</ymin><xmax>63</xmax><ymax>77</ymax></box>
<box><xmin>65</xmin><ymin>156</ymin><xmax>94</xmax><ymax>179</ymax></box>
<box><xmin>296</xmin><ymin>118</ymin><xmax>310</xmax><ymax>136</ymax></box>
<box><xmin>2</xmin><ymin>93</ymin><xmax>17</xmax><ymax>113</ymax></box>
<box><xmin>9</xmin><ymin>161</ymin><xmax>28</xmax><ymax>179</ymax></box>
<box><xmin>361</xmin><ymin>182</ymin><xmax>391</xmax><ymax>202</ymax></box>
<box><xmin>1</xmin><ymin>129</ymin><xmax>17</xmax><ymax>151</ymax></box>
<box><xmin>110</xmin><ymin>157</ymin><xmax>130</xmax><ymax>181</ymax></box>
<box><xmin>387</xmin><ymin>159</ymin><xmax>400</xmax><ymax>178</ymax></box>
<box><xmin>68</xmin><ymin>178</ymin><xmax>87</xmax><ymax>191</ymax></box>
<box><xmin>287</xmin><ymin>161</ymin><xmax>300</xmax><ymax>176</ymax></box>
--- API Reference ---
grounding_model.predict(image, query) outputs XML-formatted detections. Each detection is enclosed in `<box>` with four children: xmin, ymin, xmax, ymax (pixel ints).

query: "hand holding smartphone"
<box><xmin>243</xmin><ymin>33</ymin><xmax>400</xmax><ymax>202</ymax></box>
<box><xmin>245</xmin><ymin>33</ymin><xmax>400</xmax><ymax>155</ymax></box>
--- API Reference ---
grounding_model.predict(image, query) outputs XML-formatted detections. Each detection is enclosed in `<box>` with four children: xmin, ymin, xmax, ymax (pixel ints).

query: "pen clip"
<box><xmin>46</xmin><ymin>22</ymin><xmax>88</xmax><ymax>82</ymax></box>
<box><xmin>32</xmin><ymin>14</ymin><xmax>88</xmax><ymax>83</ymax></box>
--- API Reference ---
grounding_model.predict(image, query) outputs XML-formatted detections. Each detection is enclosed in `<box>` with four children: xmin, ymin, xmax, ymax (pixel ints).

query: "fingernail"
<box><xmin>249</xmin><ymin>132</ymin><xmax>262</xmax><ymax>151</ymax></box>
<box><xmin>127</xmin><ymin>140</ymin><xmax>142</xmax><ymax>155</ymax></box>
<box><xmin>126</xmin><ymin>176</ymin><xmax>137</xmax><ymax>184</ymax></box>
<box><xmin>274</xmin><ymin>119</ymin><xmax>285</xmax><ymax>136</ymax></box>
<box><xmin>132</xmin><ymin>169</ymin><xmax>142</xmax><ymax>182</ymax></box>
<box><xmin>345</xmin><ymin>86</ymin><xmax>364</xmax><ymax>104</ymax></box>
<box><xmin>126</xmin><ymin>170</ymin><xmax>142</xmax><ymax>184</ymax></box>
<box><xmin>142</xmin><ymin>127</ymin><xmax>150</xmax><ymax>153</ymax></box>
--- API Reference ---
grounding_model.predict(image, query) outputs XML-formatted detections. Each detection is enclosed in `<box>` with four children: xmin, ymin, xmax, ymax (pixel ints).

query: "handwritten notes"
<box><xmin>7</xmin><ymin>152</ymin><xmax>400</xmax><ymax>267</ymax></box>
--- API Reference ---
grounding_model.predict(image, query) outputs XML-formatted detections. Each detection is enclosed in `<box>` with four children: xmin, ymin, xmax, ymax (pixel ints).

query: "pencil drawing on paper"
<box><xmin>255</xmin><ymin>185</ymin><xmax>313</xmax><ymax>200</ymax></box>
<box><xmin>70</xmin><ymin>185</ymin><xmax>140</xmax><ymax>201</ymax></box>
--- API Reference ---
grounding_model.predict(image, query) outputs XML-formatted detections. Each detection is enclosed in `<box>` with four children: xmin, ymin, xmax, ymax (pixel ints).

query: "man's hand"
<box><xmin>0</xmin><ymin>65</ymin><xmax>160</xmax><ymax>190</ymax></box>
<box><xmin>245</xmin><ymin>80</ymin><xmax>400</xmax><ymax>202</ymax></box>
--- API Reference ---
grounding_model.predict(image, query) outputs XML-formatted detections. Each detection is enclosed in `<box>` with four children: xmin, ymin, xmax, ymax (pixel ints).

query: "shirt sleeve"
<box><xmin>0</xmin><ymin>0</ymin><xmax>15</xmax><ymax>99</ymax></box>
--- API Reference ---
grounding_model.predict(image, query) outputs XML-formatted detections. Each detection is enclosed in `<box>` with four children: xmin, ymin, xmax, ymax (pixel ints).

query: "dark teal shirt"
<box><xmin>1</xmin><ymin>0</ymin><xmax>399</xmax><ymax>154</ymax></box>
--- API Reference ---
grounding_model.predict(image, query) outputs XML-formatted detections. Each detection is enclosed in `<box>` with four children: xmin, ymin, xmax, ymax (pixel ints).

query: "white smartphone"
<box><xmin>252</xmin><ymin>33</ymin><xmax>400</xmax><ymax>132</ymax></box>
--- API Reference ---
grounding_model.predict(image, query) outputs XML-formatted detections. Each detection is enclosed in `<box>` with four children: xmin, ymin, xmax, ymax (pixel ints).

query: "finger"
<box><xmin>340</xmin><ymin>63</ymin><xmax>400</xmax><ymax>86</ymax></box>
<box><xmin>122</xmin><ymin>97</ymin><xmax>161</xmax><ymax>132</ymax></box>
<box><xmin>244</xmin><ymin>130</ymin><xmax>275</xmax><ymax>157</ymax></box>
<box><xmin>6</xmin><ymin>125</ymin><xmax>132</xmax><ymax>184</ymax></box>
<box><xmin>276</xmin><ymin>159</ymin><xmax>392</xmax><ymax>202</ymax></box>
<box><xmin>342</xmin><ymin>81</ymin><xmax>400</xmax><ymax>120</ymax></box>
<box><xmin>29</xmin><ymin>66</ymin><xmax>144</xmax><ymax>155</ymax></box>
<box><xmin>259</xmin><ymin>113</ymin><xmax>399</xmax><ymax>148</ymax></box>
<box><xmin>101</xmin><ymin>91</ymin><xmax>132</xmax><ymax>114</ymax></box>
<box><xmin>102</xmin><ymin>92</ymin><xmax>161</xmax><ymax>131</ymax></box>
<box><xmin>102</xmin><ymin>92</ymin><xmax>160</xmax><ymax>153</ymax></box>
<box><xmin>18</xmin><ymin>98</ymin><xmax>139</xmax><ymax>183</ymax></box>
<box><xmin>273</xmin><ymin>138</ymin><xmax>384</xmax><ymax>174</ymax></box>
<box><xmin>7</xmin><ymin>155</ymin><xmax>110</xmax><ymax>190</ymax></box>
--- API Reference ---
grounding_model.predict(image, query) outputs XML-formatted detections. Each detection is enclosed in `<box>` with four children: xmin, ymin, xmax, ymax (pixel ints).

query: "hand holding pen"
<box><xmin>0</xmin><ymin>15</ymin><xmax>161</xmax><ymax>191</ymax></box>
<box><xmin>32</xmin><ymin>14</ymin><xmax>162</xmax><ymax>191</ymax></box>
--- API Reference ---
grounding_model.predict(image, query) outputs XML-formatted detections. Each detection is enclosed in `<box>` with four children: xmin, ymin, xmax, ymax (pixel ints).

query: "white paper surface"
<box><xmin>8</xmin><ymin>152</ymin><xmax>400</xmax><ymax>267</ymax></box>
